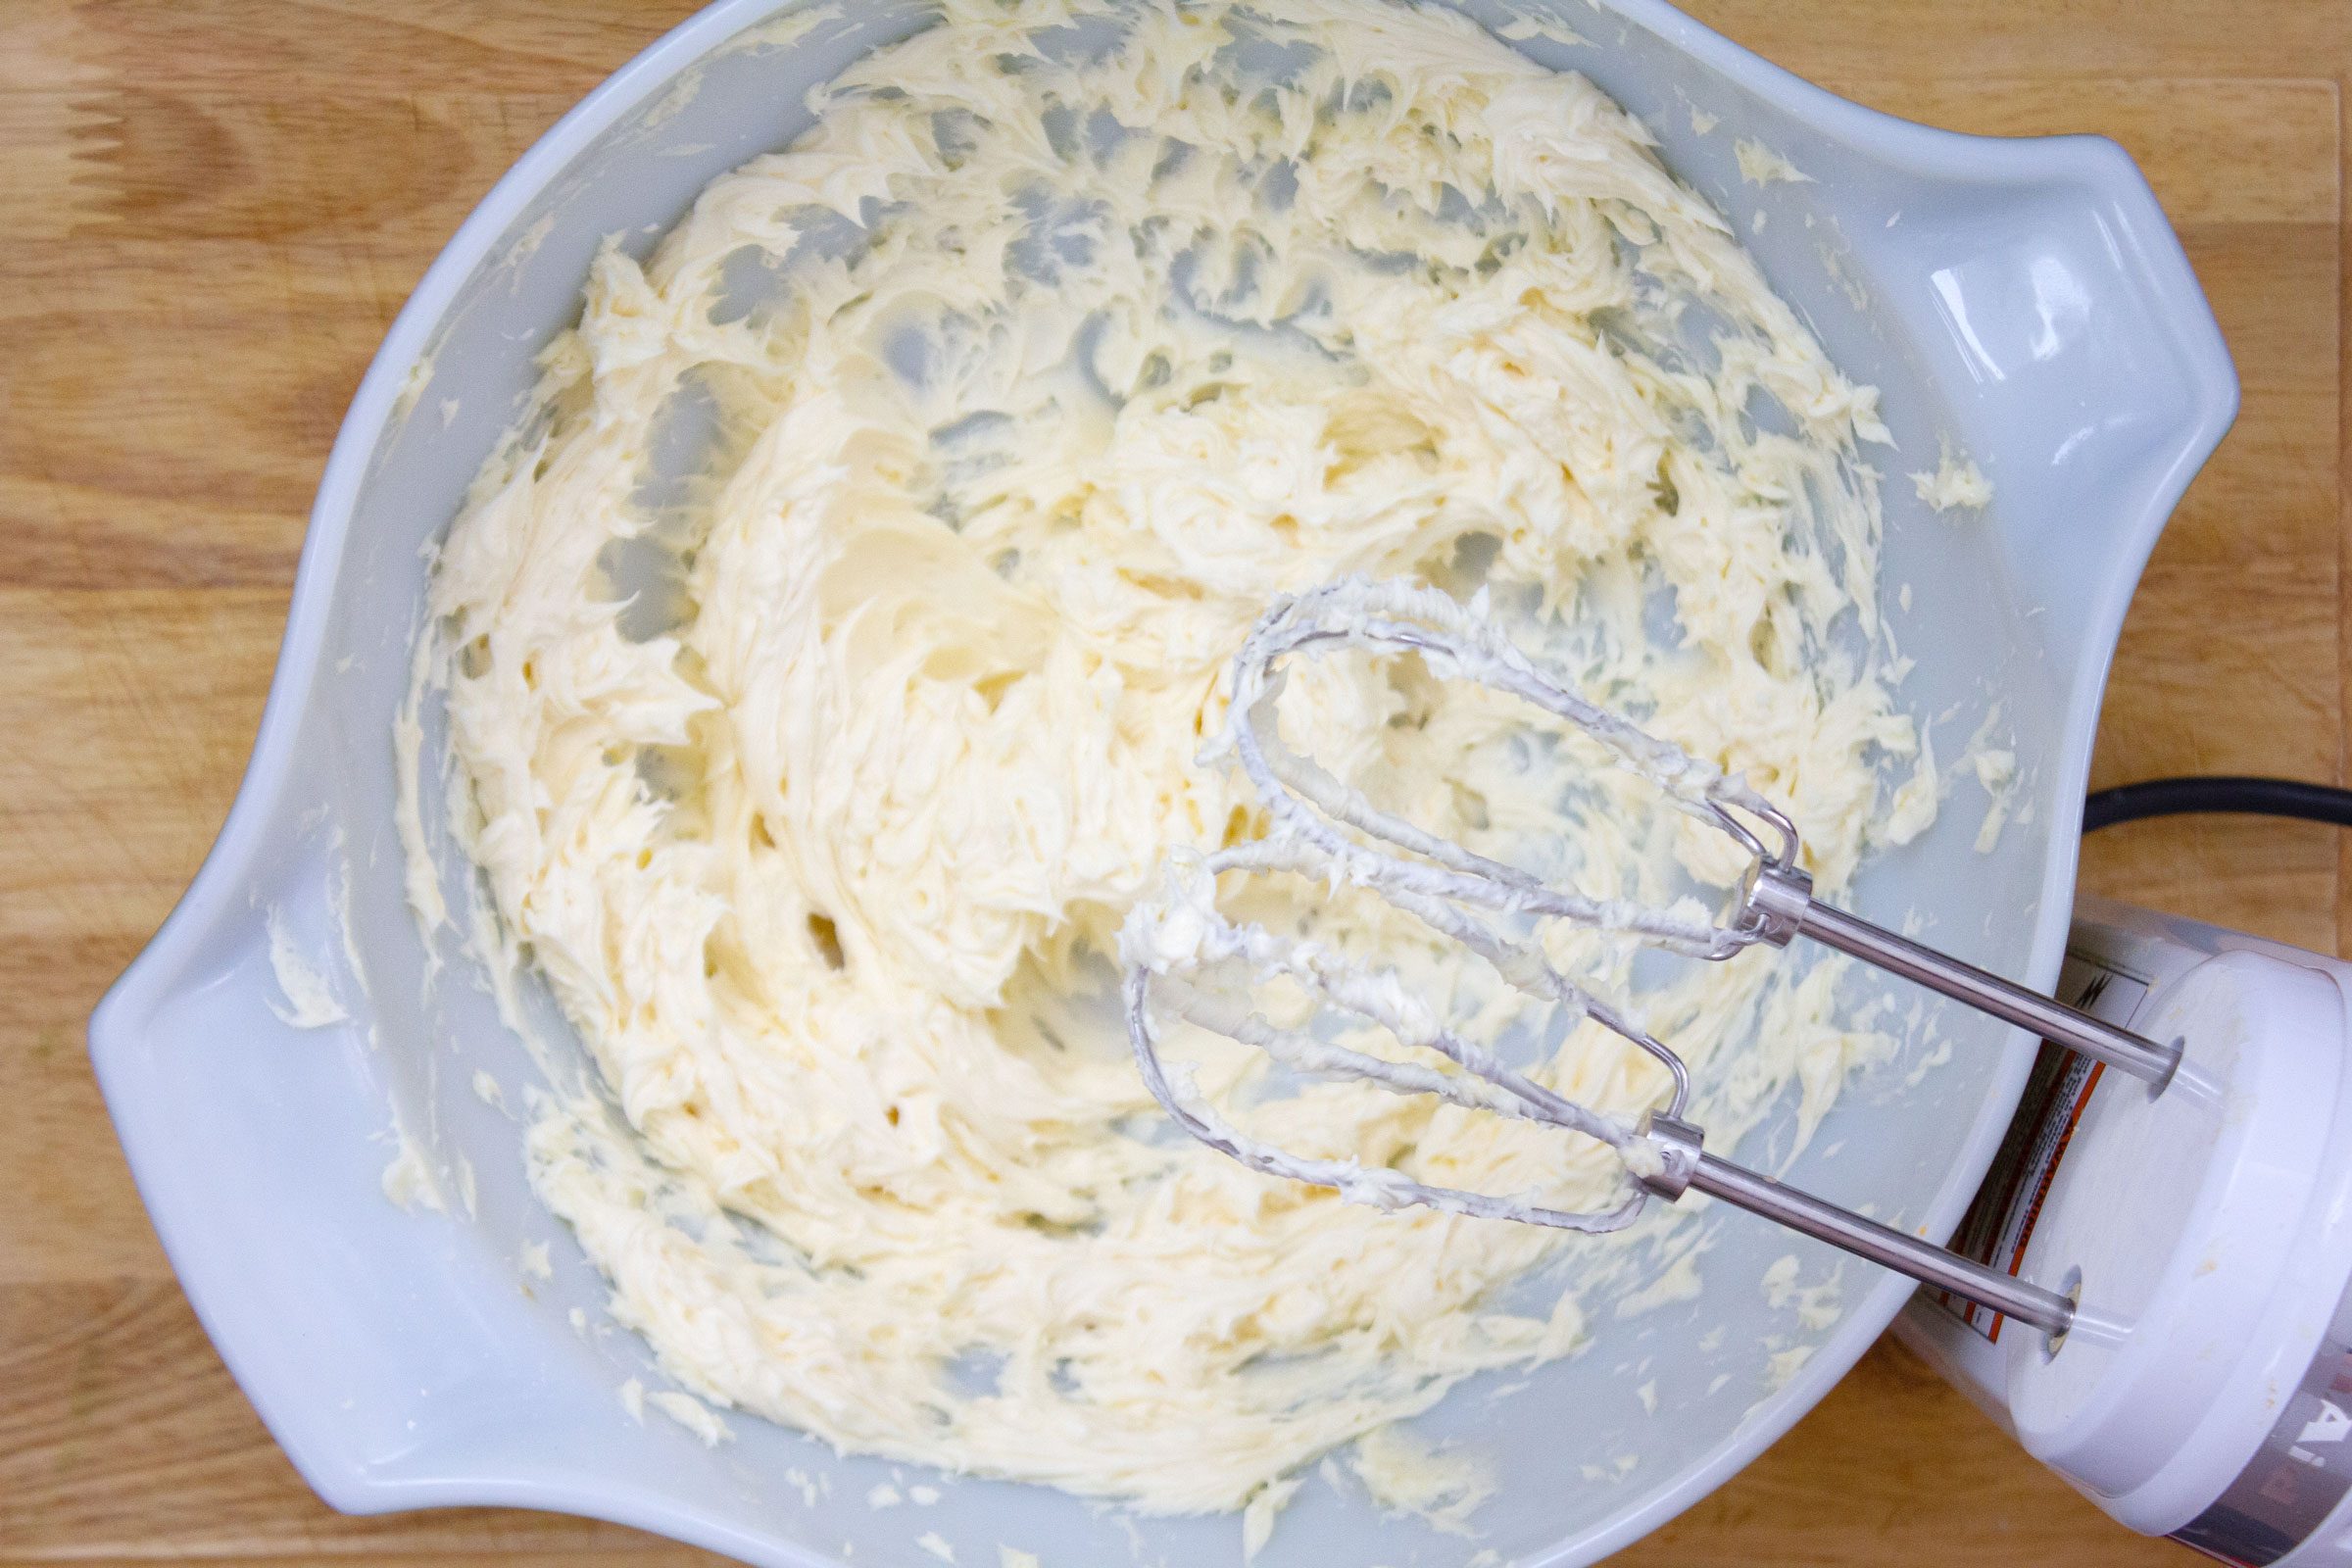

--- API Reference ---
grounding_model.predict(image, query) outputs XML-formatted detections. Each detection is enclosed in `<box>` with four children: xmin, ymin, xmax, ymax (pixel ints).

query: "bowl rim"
<box><xmin>89</xmin><ymin>0</ymin><xmax>2238</xmax><ymax>1562</ymax></box>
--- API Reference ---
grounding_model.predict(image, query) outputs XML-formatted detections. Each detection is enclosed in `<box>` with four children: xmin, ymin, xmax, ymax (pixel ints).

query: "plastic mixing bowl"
<box><xmin>90</xmin><ymin>1</ymin><xmax>2233</xmax><ymax>1562</ymax></box>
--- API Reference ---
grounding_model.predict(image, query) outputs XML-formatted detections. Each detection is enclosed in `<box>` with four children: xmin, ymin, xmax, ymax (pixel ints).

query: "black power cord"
<box><xmin>2082</xmin><ymin>775</ymin><xmax>2352</xmax><ymax>833</ymax></box>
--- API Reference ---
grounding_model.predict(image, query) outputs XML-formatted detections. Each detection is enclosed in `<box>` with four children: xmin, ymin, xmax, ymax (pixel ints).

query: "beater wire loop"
<box><xmin>1122</xmin><ymin>845</ymin><xmax>1656</xmax><ymax>1234</ymax></box>
<box><xmin>1221</xmin><ymin>577</ymin><xmax>1804</xmax><ymax>963</ymax></box>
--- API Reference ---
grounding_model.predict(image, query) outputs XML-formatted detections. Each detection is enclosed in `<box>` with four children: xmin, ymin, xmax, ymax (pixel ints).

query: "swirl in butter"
<box><xmin>414</xmin><ymin>0</ymin><xmax>1923</xmax><ymax>1516</ymax></box>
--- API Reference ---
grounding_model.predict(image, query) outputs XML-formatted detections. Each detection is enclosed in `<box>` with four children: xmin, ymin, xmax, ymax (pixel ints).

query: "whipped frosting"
<box><xmin>1910</xmin><ymin>440</ymin><xmax>1993</xmax><ymax>513</ymax></box>
<box><xmin>409</xmin><ymin>0</ymin><xmax>1926</xmax><ymax>1517</ymax></box>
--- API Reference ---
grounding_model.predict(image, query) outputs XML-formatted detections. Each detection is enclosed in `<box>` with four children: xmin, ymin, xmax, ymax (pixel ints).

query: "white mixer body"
<box><xmin>1900</xmin><ymin>898</ymin><xmax>2352</xmax><ymax>1564</ymax></box>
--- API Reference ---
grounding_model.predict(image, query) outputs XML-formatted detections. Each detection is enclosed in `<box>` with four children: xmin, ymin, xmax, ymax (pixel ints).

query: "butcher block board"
<box><xmin>0</xmin><ymin>2</ymin><xmax>2342</xmax><ymax>1564</ymax></box>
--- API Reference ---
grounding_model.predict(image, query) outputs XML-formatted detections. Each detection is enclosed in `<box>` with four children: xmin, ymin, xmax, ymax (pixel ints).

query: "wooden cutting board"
<box><xmin>0</xmin><ymin>3</ymin><xmax>2340</xmax><ymax>1563</ymax></box>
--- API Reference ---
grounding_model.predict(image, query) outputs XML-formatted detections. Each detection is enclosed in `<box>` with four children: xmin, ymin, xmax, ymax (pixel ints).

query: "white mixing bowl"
<box><xmin>91</xmin><ymin>1</ymin><xmax>2234</xmax><ymax>1562</ymax></box>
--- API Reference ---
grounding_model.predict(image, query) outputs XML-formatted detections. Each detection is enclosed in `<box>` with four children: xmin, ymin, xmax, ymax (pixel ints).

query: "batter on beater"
<box><xmin>406</xmin><ymin>0</ymin><xmax>1926</xmax><ymax>1518</ymax></box>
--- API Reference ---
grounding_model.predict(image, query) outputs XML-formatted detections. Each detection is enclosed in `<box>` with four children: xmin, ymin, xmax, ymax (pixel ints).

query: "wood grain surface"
<box><xmin>0</xmin><ymin>2</ymin><xmax>2342</xmax><ymax>1563</ymax></box>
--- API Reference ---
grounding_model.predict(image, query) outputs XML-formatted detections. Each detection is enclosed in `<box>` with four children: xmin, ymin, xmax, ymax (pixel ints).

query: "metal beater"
<box><xmin>1121</xmin><ymin>578</ymin><xmax>2183</xmax><ymax>1340</ymax></box>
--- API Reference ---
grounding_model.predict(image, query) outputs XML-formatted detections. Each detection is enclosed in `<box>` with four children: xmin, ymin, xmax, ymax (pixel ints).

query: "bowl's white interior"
<box><xmin>93</xmin><ymin>1</ymin><xmax>2234</xmax><ymax>1564</ymax></box>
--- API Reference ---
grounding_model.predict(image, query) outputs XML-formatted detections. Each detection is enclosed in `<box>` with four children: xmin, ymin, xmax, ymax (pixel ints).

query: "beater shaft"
<box><xmin>1640</xmin><ymin>1114</ymin><xmax>2076</xmax><ymax>1337</ymax></box>
<box><xmin>1744</xmin><ymin>861</ymin><xmax>2180</xmax><ymax>1087</ymax></box>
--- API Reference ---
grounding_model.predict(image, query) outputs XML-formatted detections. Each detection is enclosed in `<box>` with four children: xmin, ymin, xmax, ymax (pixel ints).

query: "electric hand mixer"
<box><xmin>1124</xmin><ymin>577</ymin><xmax>2352</xmax><ymax>1566</ymax></box>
